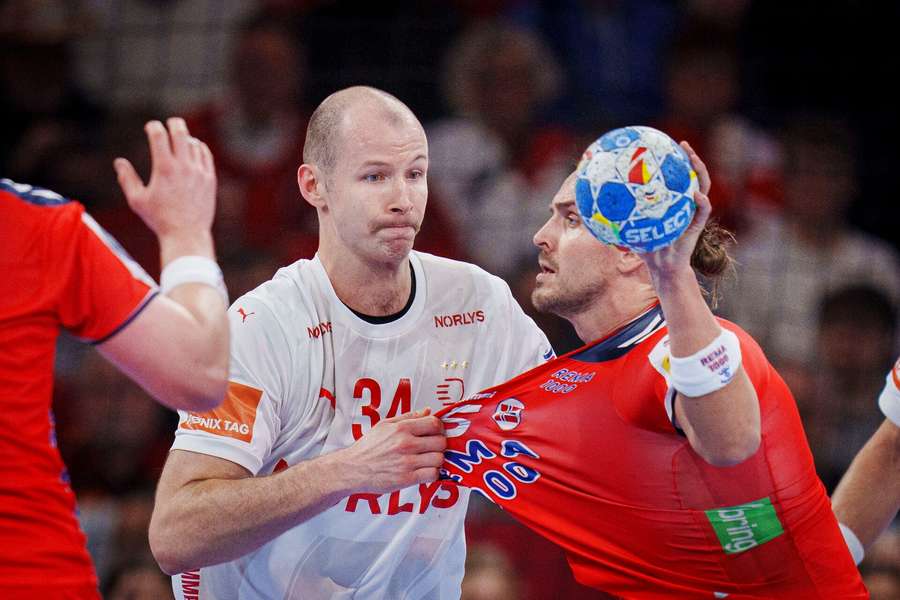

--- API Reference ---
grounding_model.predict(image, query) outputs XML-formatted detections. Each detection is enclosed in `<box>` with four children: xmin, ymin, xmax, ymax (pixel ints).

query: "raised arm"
<box><xmin>97</xmin><ymin>118</ymin><xmax>229</xmax><ymax>412</ymax></box>
<box><xmin>832</xmin><ymin>361</ymin><xmax>900</xmax><ymax>562</ymax></box>
<box><xmin>642</xmin><ymin>143</ymin><xmax>760</xmax><ymax>466</ymax></box>
<box><xmin>149</xmin><ymin>410</ymin><xmax>446</xmax><ymax>575</ymax></box>
<box><xmin>832</xmin><ymin>419</ymin><xmax>900</xmax><ymax>554</ymax></box>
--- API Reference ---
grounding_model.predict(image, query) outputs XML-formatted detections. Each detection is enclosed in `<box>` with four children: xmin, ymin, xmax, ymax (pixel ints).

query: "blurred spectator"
<box><xmin>72</xmin><ymin>0</ymin><xmax>257</xmax><ymax>111</ymax></box>
<box><xmin>656</xmin><ymin>25</ymin><xmax>781</xmax><ymax>232</ymax></box>
<box><xmin>0</xmin><ymin>36</ymin><xmax>105</xmax><ymax>182</ymax></box>
<box><xmin>297</xmin><ymin>2</ymin><xmax>464</xmax><ymax>123</ymax></box>
<box><xmin>427</xmin><ymin>20</ymin><xmax>576</xmax><ymax>279</ymax></box>
<box><xmin>185</xmin><ymin>12</ymin><xmax>315</xmax><ymax>262</ymax></box>
<box><xmin>466</xmin><ymin>495</ymin><xmax>615</xmax><ymax>600</ymax></box>
<box><xmin>719</xmin><ymin>115</ymin><xmax>900</xmax><ymax>367</ymax></box>
<box><xmin>860</xmin><ymin>528</ymin><xmax>900</xmax><ymax>600</ymax></box>
<box><xmin>104</xmin><ymin>560</ymin><xmax>173</xmax><ymax>600</ymax></box>
<box><xmin>505</xmin><ymin>0</ymin><xmax>678</xmax><ymax>127</ymax></box>
<box><xmin>460</xmin><ymin>543</ymin><xmax>520</xmax><ymax>600</ymax></box>
<box><xmin>789</xmin><ymin>286</ymin><xmax>897</xmax><ymax>490</ymax></box>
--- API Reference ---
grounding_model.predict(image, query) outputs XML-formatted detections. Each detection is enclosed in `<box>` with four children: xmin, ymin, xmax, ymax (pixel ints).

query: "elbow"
<box><xmin>177</xmin><ymin>330</ymin><xmax>230</xmax><ymax>412</ymax></box>
<box><xmin>698</xmin><ymin>430</ymin><xmax>761</xmax><ymax>467</ymax></box>
<box><xmin>190</xmin><ymin>369</ymin><xmax>229</xmax><ymax>412</ymax></box>
<box><xmin>149</xmin><ymin>519</ymin><xmax>189</xmax><ymax>576</ymax></box>
<box><xmin>169</xmin><ymin>362</ymin><xmax>229</xmax><ymax>413</ymax></box>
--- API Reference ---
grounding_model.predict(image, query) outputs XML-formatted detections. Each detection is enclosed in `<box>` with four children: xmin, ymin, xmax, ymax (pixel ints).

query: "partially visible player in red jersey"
<box><xmin>439</xmin><ymin>145</ymin><xmax>868</xmax><ymax>598</ymax></box>
<box><xmin>0</xmin><ymin>118</ymin><xmax>229</xmax><ymax>599</ymax></box>
<box><xmin>832</xmin><ymin>356</ymin><xmax>900</xmax><ymax>565</ymax></box>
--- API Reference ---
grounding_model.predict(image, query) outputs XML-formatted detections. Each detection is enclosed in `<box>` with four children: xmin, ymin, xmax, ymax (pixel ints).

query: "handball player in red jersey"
<box><xmin>439</xmin><ymin>145</ymin><xmax>869</xmax><ymax>599</ymax></box>
<box><xmin>0</xmin><ymin>118</ymin><xmax>229</xmax><ymax>599</ymax></box>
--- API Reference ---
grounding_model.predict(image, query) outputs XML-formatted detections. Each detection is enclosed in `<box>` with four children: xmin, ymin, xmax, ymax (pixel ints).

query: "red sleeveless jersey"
<box><xmin>438</xmin><ymin>305</ymin><xmax>867</xmax><ymax>599</ymax></box>
<box><xmin>0</xmin><ymin>180</ymin><xmax>154</xmax><ymax>597</ymax></box>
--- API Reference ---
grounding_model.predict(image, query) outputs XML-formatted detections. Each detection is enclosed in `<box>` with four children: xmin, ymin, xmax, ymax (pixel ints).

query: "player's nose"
<box><xmin>534</xmin><ymin>217</ymin><xmax>554</xmax><ymax>250</ymax></box>
<box><xmin>389</xmin><ymin>179</ymin><xmax>415</xmax><ymax>214</ymax></box>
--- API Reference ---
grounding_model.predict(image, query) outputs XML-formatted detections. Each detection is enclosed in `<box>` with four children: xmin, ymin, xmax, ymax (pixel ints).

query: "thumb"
<box><xmin>114</xmin><ymin>158</ymin><xmax>145</xmax><ymax>205</ymax></box>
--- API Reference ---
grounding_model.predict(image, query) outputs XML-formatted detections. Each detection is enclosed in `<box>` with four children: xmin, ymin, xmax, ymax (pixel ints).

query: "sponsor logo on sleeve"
<box><xmin>237</xmin><ymin>307</ymin><xmax>255</xmax><ymax>322</ymax></box>
<box><xmin>179</xmin><ymin>381</ymin><xmax>263</xmax><ymax>443</ymax></box>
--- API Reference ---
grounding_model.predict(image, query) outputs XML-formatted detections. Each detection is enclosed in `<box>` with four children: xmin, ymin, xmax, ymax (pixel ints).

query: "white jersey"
<box><xmin>171</xmin><ymin>251</ymin><xmax>552</xmax><ymax>600</ymax></box>
<box><xmin>878</xmin><ymin>358</ymin><xmax>900</xmax><ymax>427</ymax></box>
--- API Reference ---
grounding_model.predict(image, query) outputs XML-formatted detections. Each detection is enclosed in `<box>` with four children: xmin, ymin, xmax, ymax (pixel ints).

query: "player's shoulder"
<box><xmin>415</xmin><ymin>251</ymin><xmax>513</xmax><ymax>297</ymax></box>
<box><xmin>1</xmin><ymin>178</ymin><xmax>84</xmax><ymax>228</ymax></box>
<box><xmin>1</xmin><ymin>178</ymin><xmax>73</xmax><ymax>207</ymax></box>
<box><xmin>228</xmin><ymin>259</ymin><xmax>321</xmax><ymax>330</ymax></box>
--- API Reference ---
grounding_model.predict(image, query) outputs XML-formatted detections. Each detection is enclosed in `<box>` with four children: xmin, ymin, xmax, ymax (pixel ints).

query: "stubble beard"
<box><xmin>531</xmin><ymin>274</ymin><xmax>602</xmax><ymax>319</ymax></box>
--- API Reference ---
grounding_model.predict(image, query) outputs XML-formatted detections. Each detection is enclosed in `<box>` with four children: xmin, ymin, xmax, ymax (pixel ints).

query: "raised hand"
<box><xmin>640</xmin><ymin>141</ymin><xmax>712</xmax><ymax>282</ymax></box>
<box><xmin>113</xmin><ymin>117</ymin><xmax>217</xmax><ymax>259</ymax></box>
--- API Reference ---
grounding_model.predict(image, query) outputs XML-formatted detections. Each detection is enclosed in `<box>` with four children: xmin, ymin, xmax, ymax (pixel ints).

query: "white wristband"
<box><xmin>877</xmin><ymin>360</ymin><xmax>900</xmax><ymax>427</ymax></box>
<box><xmin>160</xmin><ymin>256</ymin><xmax>228</xmax><ymax>305</ymax></box>
<box><xmin>839</xmin><ymin>522</ymin><xmax>865</xmax><ymax>565</ymax></box>
<box><xmin>668</xmin><ymin>328</ymin><xmax>742</xmax><ymax>398</ymax></box>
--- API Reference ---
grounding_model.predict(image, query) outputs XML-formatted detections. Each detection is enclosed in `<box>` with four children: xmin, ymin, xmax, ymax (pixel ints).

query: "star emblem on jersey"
<box><xmin>492</xmin><ymin>398</ymin><xmax>525</xmax><ymax>431</ymax></box>
<box><xmin>440</xmin><ymin>360</ymin><xmax>469</xmax><ymax>369</ymax></box>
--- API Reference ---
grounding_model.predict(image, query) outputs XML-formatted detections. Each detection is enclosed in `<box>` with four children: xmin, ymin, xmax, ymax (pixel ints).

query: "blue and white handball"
<box><xmin>575</xmin><ymin>126</ymin><xmax>698</xmax><ymax>253</ymax></box>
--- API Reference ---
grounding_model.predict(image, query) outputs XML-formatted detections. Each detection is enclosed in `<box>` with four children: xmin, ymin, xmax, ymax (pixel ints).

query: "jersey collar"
<box><xmin>310</xmin><ymin>251</ymin><xmax>427</xmax><ymax>339</ymax></box>
<box><xmin>570</xmin><ymin>304</ymin><xmax>665</xmax><ymax>363</ymax></box>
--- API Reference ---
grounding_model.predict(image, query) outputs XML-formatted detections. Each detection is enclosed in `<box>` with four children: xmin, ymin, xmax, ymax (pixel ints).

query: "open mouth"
<box><xmin>538</xmin><ymin>261</ymin><xmax>556</xmax><ymax>274</ymax></box>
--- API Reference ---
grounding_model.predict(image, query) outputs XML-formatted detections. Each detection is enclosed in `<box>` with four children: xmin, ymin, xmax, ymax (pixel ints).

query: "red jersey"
<box><xmin>438</xmin><ymin>305</ymin><xmax>867</xmax><ymax>599</ymax></box>
<box><xmin>0</xmin><ymin>179</ymin><xmax>155</xmax><ymax>597</ymax></box>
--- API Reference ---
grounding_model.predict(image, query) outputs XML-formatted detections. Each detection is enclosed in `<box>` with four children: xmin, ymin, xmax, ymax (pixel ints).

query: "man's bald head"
<box><xmin>303</xmin><ymin>86</ymin><xmax>423</xmax><ymax>175</ymax></box>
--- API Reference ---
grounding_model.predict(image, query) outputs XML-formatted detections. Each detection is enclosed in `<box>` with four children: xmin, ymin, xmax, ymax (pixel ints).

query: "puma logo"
<box><xmin>237</xmin><ymin>307</ymin><xmax>255</xmax><ymax>323</ymax></box>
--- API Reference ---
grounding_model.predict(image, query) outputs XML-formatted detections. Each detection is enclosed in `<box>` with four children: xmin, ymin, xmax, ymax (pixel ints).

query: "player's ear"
<box><xmin>298</xmin><ymin>164</ymin><xmax>327</xmax><ymax>210</ymax></box>
<box><xmin>617</xmin><ymin>250</ymin><xmax>644</xmax><ymax>275</ymax></box>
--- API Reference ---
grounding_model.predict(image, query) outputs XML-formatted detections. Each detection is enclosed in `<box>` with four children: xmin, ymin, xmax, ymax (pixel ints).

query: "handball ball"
<box><xmin>575</xmin><ymin>126</ymin><xmax>698</xmax><ymax>253</ymax></box>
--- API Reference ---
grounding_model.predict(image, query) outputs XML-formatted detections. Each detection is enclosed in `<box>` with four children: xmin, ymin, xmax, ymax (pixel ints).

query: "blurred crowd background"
<box><xmin>2</xmin><ymin>0</ymin><xmax>899</xmax><ymax>598</ymax></box>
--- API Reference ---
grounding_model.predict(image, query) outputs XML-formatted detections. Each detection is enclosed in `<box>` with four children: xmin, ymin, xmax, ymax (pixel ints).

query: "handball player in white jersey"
<box><xmin>149</xmin><ymin>86</ymin><xmax>552</xmax><ymax>599</ymax></box>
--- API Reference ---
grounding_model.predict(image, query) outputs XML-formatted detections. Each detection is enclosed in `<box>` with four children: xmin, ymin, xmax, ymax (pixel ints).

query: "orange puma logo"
<box><xmin>237</xmin><ymin>307</ymin><xmax>256</xmax><ymax>323</ymax></box>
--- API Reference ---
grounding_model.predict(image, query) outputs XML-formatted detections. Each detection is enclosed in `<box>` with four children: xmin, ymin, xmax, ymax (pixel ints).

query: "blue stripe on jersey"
<box><xmin>1</xmin><ymin>178</ymin><xmax>71</xmax><ymax>206</ymax></box>
<box><xmin>571</xmin><ymin>304</ymin><xmax>665</xmax><ymax>363</ymax></box>
<box><xmin>90</xmin><ymin>290</ymin><xmax>159</xmax><ymax>345</ymax></box>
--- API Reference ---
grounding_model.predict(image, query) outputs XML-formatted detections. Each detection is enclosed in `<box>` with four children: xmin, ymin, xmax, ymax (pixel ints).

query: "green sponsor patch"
<box><xmin>705</xmin><ymin>497</ymin><xmax>784</xmax><ymax>555</ymax></box>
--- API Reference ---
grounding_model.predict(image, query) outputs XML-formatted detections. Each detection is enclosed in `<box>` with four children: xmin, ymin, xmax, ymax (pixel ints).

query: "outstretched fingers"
<box><xmin>113</xmin><ymin>157</ymin><xmax>145</xmax><ymax>205</ymax></box>
<box><xmin>145</xmin><ymin>120</ymin><xmax>173</xmax><ymax>173</ymax></box>
<box><xmin>681</xmin><ymin>141</ymin><xmax>711</xmax><ymax>196</ymax></box>
<box><xmin>167</xmin><ymin>117</ymin><xmax>192</xmax><ymax>159</ymax></box>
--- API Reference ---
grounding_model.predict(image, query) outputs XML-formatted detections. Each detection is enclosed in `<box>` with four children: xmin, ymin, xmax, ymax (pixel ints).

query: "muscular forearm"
<box><xmin>165</xmin><ymin>283</ymin><xmax>230</xmax><ymax>400</ymax></box>
<box><xmin>655</xmin><ymin>267</ymin><xmax>760</xmax><ymax>466</ymax></box>
<box><xmin>832</xmin><ymin>419</ymin><xmax>900</xmax><ymax>547</ymax></box>
<box><xmin>150</xmin><ymin>449</ymin><xmax>359</xmax><ymax>575</ymax></box>
<box><xmin>151</xmin><ymin>412</ymin><xmax>444</xmax><ymax>574</ymax></box>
